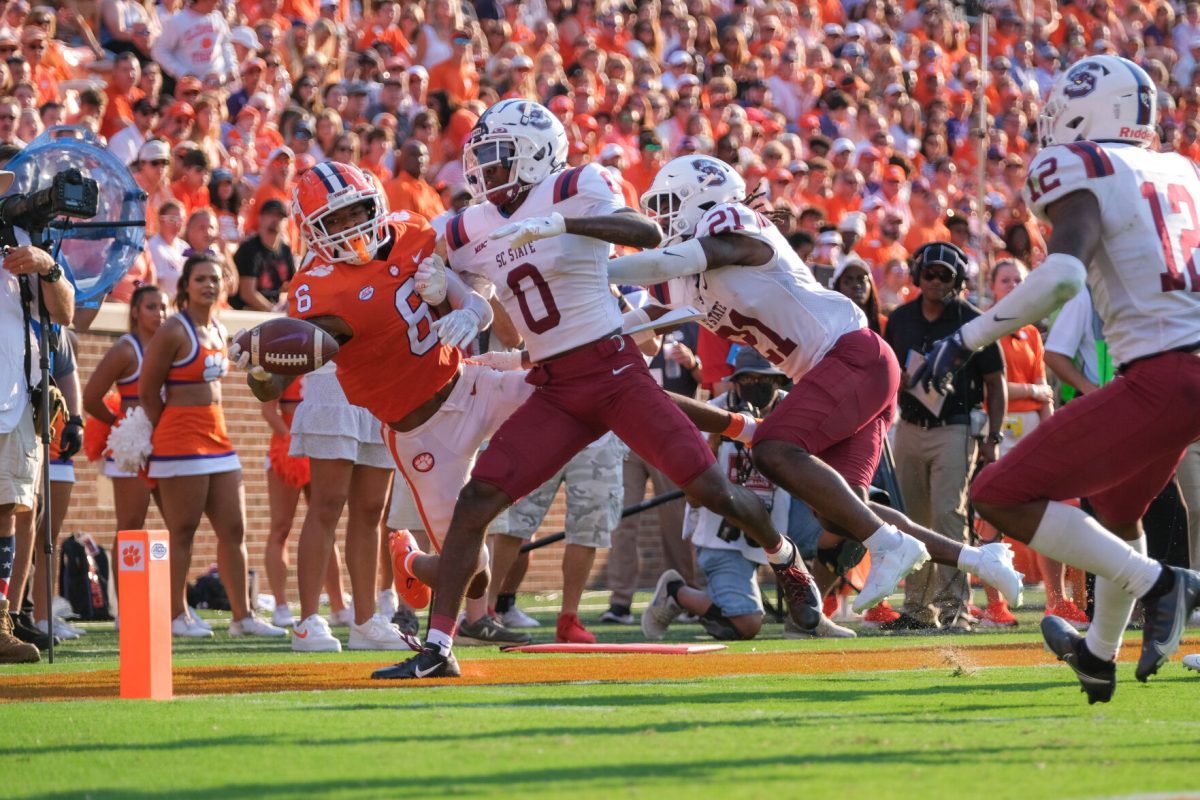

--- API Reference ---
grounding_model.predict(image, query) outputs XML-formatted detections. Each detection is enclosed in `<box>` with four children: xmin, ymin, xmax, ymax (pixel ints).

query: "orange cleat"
<box><xmin>556</xmin><ymin>612</ymin><xmax>596</xmax><ymax>644</ymax></box>
<box><xmin>980</xmin><ymin>599</ymin><xmax>1018</xmax><ymax>627</ymax></box>
<box><xmin>822</xmin><ymin>593</ymin><xmax>839</xmax><ymax>619</ymax></box>
<box><xmin>861</xmin><ymin>600</ymin><xmax>901</xmax><ymax>627</ymax></box>
<box><xmin>388</xmin><ymin>530</ymin><xmax>431</xmax><ymax>610</ymax></box>
<box><xmin>1046</xmin><ymin>599</ymin><xmax>1090</xmax><ymax>629</ymax></box>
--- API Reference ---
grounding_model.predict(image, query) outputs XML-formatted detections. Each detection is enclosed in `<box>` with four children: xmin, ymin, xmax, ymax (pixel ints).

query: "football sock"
<box><xmin>1142</xmin><ymin>563</ymin><xmax>1176</xmax><ymax>600</ymax></box>
<box><xmin>765</xmin><ymin>537</ymin><xmax>796</xmax><ymax>566</ymax></box>
<box><xmin>864</xmin><ymin>524</ymin><xmax>905</xmax><ymax>554</ymax></box>
<box><xmin>495</xmin><ymin>593</ymin><xmax>516</xmax><ymax>614</ymax></box>
<box><xmin>1030</xmin><ymin>502</ymin><xmax>1162</xmax><ymax>598</ymax></box>
<box><xmin>665</xmin><ymin>580</ymin><xmax>684</xmax><ymax>601</ymax></box>
<box><xmin>1086</xmin><ymin>536</ymin><xmax>1145</xmax><ymax>662</ymax></box>
<box><xmin>0</xmin><ymin>536</ymin><xmax>13</xmax><ymax>601</ymax></box>
<box><xmin>427</xmin><ymin>616</ymin><xmax>456</xmax><ymax>656</ymax></box>
<box><xmin>956</xmin><ymin>545</ymin><xmax>982</xmax><ymax>574</ymax></box>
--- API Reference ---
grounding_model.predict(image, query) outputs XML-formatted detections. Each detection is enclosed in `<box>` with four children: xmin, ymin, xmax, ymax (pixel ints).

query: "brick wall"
<box><xmin>66</xmin><ymin>307</ymin><xmax>675</xmax><ymax>602</ymax></box>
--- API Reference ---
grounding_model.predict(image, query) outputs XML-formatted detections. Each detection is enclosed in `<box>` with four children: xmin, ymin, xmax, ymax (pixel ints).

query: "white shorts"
<box><xmin>103</xmin><ymin>458</ymin><xmax>138</xmax><ymax>479</ymax></box>
<box><xmin>288</xmin><ymin>368</ymin><xmax>392</xmax><ymax>468</ymax></box>
<box><xmin>383</xmin><ymin>364</ymin><xmax>533</xmax><ymax>551</ymax></box>
<box><xmin>387</xmin><ymin>457</ymin><xmax>511</xmax><ymax>535</ymax></box>
<box><xmin>49</xmin><ymin>460</ymin><xmax>75</xmax><ymax>484</ymax></box>
<box><xmin>148</xmin><ymin>453</ymin><xmax>241</xmax><ymax>478</ymax></box>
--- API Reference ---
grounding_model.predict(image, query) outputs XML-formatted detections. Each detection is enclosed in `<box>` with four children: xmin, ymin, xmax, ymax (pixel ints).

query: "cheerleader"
<box><xmin>139</xmin><ymin>254</ymin><xmax>285</xmax><ymax>639</ymax></box>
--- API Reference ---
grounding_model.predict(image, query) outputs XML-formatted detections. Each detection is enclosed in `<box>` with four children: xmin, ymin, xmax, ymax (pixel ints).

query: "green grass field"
<box><xmin>5</xmin><ymin>592</ymin><xmax>1200</xmax><ymax>800</ymax></box>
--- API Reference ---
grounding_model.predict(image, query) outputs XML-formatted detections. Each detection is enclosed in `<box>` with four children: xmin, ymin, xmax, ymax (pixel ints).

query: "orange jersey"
<box><xmin>288</xmin><ymin>215</ymin><xmax>459</xmax><ymax>424</ymax></box>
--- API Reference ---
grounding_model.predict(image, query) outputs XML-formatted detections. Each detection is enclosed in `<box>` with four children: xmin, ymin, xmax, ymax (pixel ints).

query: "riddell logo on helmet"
<box><xmin>1119</xmin><ymin>127</ymin><xmax>1154</xmax><ymax>141</ymax></box>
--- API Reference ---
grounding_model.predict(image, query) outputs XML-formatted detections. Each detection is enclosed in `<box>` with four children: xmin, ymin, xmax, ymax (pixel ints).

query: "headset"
<box><xmin>909</xmin><ymin>241</ymin><xmax>969</xmax><ymax>292</ymax></box>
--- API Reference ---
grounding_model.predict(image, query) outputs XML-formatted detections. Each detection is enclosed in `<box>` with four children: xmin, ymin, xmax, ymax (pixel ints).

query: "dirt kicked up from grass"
<box><xmin>6</xmin><ymin>636</ymin><xmax>1197</xmax><ymax>702</ymax></box>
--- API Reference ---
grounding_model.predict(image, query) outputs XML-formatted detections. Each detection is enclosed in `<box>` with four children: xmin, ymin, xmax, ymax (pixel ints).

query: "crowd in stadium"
<box><xmin>1</xmin><ymin>0</ymin><xmax>1200</xmax><ymax>668</ymax></box>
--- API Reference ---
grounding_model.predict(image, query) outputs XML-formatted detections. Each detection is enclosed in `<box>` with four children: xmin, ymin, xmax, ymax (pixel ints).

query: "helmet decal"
<box><xmin>691</xmin><ymin>159</ymin><xmax>728</xmax><ymax>185</ymax></box>
<box><xmin>1063</xmin><ymin>62</ymin><xmax>1107</xmax><ymax>99</ymax></box>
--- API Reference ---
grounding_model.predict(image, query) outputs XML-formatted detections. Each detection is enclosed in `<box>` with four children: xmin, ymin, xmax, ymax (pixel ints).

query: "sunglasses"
<box><xmin>149</xmin><ymin>159</ymin><xmax>169</xmax><ymax>167</ymax></box>
<box><xmin>921</xmin><ymin>267</ymin><xmax>955</xmax><ymax>282</ymax></box>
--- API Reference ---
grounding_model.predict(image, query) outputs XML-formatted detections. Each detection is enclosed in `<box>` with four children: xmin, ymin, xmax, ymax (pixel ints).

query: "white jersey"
<box><xmin>654</xmin><ymin>203</ymin><xmax>866</xmax><ymax>381</ymax></box>
<box><xmin>446</xmin><ymin>163</ymin><xmax>627</xmax><ymax>361</ymax></box>
<box><xmin>687</xmin><ymin>395</ymin><xmax>789</xmax><ymax>565</ymax></box>
<box><xmin>1025</xmin><ymin>142</ymin><xmax>1200</xmax><ymax>366</ymax></box>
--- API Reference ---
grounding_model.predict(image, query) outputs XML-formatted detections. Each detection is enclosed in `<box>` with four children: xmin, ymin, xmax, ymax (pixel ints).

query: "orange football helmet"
<box><xmin>293</xmin><ymin>161</ymin><xmax>389</xmax><ymax>265</ymax></box>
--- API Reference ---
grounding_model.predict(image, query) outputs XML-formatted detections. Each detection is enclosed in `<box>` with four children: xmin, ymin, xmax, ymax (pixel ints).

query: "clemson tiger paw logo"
<box><xmin>202</xmin><ymin>353</ymin><xmax>228</xmax><ymax>382</ymax></box>
<box><xmin>122</xmin><ymin>545</ymin><xmax>142</xmax><ymax>567</ymax></box>
<box><xmin>412</xmin><ymin>452</ymin><xmax>435</xmax><ymax>473</ymax></box>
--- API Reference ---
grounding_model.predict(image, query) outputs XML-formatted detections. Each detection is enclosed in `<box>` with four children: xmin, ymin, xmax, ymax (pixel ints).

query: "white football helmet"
<box><xmin>1038</xmin><ymin>55</ymin><xmax>1157</xmax><ymax>148</ymax></box>
<box><xmin>640</xmin><ymin>155</ymin><xmax>747</xmax><ymax>245</ymax></box>
<box><xmin>463</xmin><ymin>99</ymin><xmax>568</xmax><ymax>206</ymax></box>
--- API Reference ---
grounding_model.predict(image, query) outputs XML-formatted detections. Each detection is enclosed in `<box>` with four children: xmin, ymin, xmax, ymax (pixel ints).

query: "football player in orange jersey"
<box><xmin>241</xmin><ymin>160</ymin><xmax>535</xmax><ymax>649</ymax></box>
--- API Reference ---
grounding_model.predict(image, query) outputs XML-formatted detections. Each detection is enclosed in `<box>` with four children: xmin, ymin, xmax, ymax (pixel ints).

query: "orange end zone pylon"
<box><xmin>116</xmin><ymin>530</ymin><xmax>172</xmax><ymax>700</ymax></box>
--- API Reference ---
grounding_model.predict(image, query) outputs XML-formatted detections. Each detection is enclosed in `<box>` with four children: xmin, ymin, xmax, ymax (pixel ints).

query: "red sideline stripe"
<box><xmin>500</xmin><ymin>643</ymin><xmax>728</xmax><ymax>654</ymax></box>
<box><xmin>1064</xmin><ymin>142</ymin><xmax>1113</xmax><ymax>179</ymax></box>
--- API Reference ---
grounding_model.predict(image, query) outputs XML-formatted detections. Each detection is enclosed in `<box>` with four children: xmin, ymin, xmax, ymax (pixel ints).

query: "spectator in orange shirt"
<box><xmin>857</xmin><ymin>211</ymin><xmax>909</xmax><ymax>277</ymax></box>
<box><xmin>245</xmin><ymin>146</ymin><xmax>296</xmax><ymax>247</ymax></box>
<box><xmin>428</xmin><ymin>29</ymin><xmax>479</xmax><ymax>105</ymax></box>
<box><xmin>170</xmin><ymin>149</ymin><xmax>212</xmax><ymax>219</ymax></box>
<box><xmin>100</xmin><ymin>52</ymin><xmax>142</xmax><ymax>140</ymax></box>
<box><xmin>823</xmin><ymin>168</ymin><xmax>863</xmax><ymax>227</ymax></box>
<box><xmin>796</xmin><ymin>157</ymin><xmax>832</xmax><ymax>211</ymax></box>
<box><xmin>132</xmin><ymin>138</ymin><xmax>175</xmax><ymax>238</ymax></box>
<box><xmin>156</xmin><ymin>100</ymin><xmax>195</xmax><ymax>147</ymax></box>
<box><xmin>383</xmin><ymin>139</ymin><xmax>444</xmax><ymax>222</ymax></box>
<box><xmin>21</xmin><ymin>28</ymin><xmax>57</xmax><ymax>105</ymax></box>
<box><xmin>623</xmin><ymin>130</ymin><xmax>665</xmax><ymax>198</ymax></box>
<box><xmin>354</xmin><ymin>0</ymin><xmax>409</xmax><ymax>55</ymax></box>
<box><xmin>903</xmin><ymin>186</ymin><xmax>951</xmax><ymax>253</ymax></box>
<box><xmin>597</xmin><ymin>143</ymin><xmax>640</xmax><ymax>208</ymax></box>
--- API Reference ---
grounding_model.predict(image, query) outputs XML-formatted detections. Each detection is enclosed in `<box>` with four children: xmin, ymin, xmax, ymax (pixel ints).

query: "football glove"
<box><xmin>414</xmin><ymin>254</ymin><xmax>448</xmax><ymax>305</ymax></box>
<box><xmin>489</xmin><ymin>212</ymin><xmax>566</xmax><ymax>248</ymax></box>
<box><xmin>228</xmin><ymin>330</ymin><xmax>270</xmax><ymax>382</ymax></box>
<box><xmin>910</xmin><ymin>330</ymin><xmax>971</xmax><ymax>395</ymax></box>
<box><xmin>432</xmin><ymin>308</ymin><xmax>482</xmax><ymax>350</ymax></box>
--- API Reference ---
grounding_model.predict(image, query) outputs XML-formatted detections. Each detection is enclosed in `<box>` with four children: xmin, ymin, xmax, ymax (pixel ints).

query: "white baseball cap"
<box><xmin>231</xmin><ymin>26</ymin><xmax>262</xmax><ymax>50</ymax></box>
<box><xmin>137</xmin><ymin>138</ymin><xmax>171</xmax><ymax>163</ymax></box>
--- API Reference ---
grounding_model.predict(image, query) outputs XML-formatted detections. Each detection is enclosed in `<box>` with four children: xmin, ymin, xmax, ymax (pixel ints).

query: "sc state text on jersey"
<box><xmin>494</xmin><ymin>241</ymin><xmax>539</xmax><ymax>268</ymax></box>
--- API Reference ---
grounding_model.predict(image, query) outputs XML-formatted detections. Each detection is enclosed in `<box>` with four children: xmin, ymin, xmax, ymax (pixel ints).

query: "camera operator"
<box><xmin>0</xmin><ymin>166</ymin><xmax>74</xmax><ymax>663</ymax></box>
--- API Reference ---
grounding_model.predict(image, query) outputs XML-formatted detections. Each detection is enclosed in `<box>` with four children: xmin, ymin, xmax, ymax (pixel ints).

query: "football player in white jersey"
<box><xmin>376</xmin><ymin>100</ymin><xmax>823</xmax><ymax>680</ymax></box>
<box><xmin>602</xmin><ymin>154</ymin><xmax>1024</xmax><ymax>618</ymax></box>
<box><xmin>917</xmin><ymin>55</ymin><xmax>1200</xmax><ymax>701</ymax></box>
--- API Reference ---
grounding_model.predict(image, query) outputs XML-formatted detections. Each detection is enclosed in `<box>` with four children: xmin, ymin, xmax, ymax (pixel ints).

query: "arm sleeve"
<box><xmin>958</xmin><ymin>252</ymin><xmax>1087</xmax><ymax>351</ymax></box>
<box><xmin>445</xmin><ymin>267</ymin><xmax>493</xmax><ymax>330</ymax></box>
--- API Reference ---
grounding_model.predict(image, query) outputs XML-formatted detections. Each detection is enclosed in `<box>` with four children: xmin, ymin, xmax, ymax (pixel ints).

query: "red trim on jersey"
<box><xmin>554</xmin><ymin>166</ymin><xmax>585</xmax><ymax>202</ymax></box>
<box><xmin>650</xmin><ymin>282</ymin><xmax>672</xmax><ymax>305</ymax></box>
<box><xmin>447</xmin><ymin>213</ymin><xmax>469</xmax><ymax>251</ymax></box>
<box><xmin>1065</xmin><ymin>142</ymin><xmax>1114</xmax><ymax>179</ymax></box>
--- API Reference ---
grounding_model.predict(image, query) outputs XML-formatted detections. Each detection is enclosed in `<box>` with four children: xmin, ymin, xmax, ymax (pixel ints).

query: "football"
<box><xmin>233</xmin><ymin>318</ymin><xmax>339</xmax><ymax>375</ymax></box>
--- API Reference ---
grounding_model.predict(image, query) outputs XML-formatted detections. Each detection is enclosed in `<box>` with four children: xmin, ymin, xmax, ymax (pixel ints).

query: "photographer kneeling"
<box><xmin>0</xmin><ymin>165</ymin><xmax>75</xmax><ymax>662</ymax></box>
<box><xmin>640</xmin><ymin>349</ymin><xmax>856</xmax><ymax>642</ymax></box>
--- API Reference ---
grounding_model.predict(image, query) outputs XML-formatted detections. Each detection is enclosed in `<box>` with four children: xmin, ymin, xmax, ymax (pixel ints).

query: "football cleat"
<box><xmin>455</xmin><ymin>615</ymin><xmax>531</xmax><ymax>647</ymax></box>
<box><xmin>1041</xmin><ymin>615</ymin><xmax>1116</xmax><ymax>704</ymax></box>
<box><xmin>784</xmin><ymin>613</ymin><xmax>857</xmax><ymax>639</ymax></box>
<box><xmin>772</xmin><ymin>555</ymin><xmax>823</xmax><ymax>631</ymax></box>
<box><xmin>641</xmin><ymin>570</ymin><xmax>684</xmax><ymax>641</ymax></box>
<box><xmin>976</xmin><ymin>542</ymin><xmax>1024</xmax><ymax>607</ymax></box>
<box><xmin>1136</xmin><ymin>566</ymin><xmax>1200</xmax><ymax>682</ymax></box>
<box><xmin>853</xmin><ymin>535</ymin><xmax>930</xmax><ymax>613</ymax></box>
<box><xmin>1182</xmin><ymin>653</ymin><xmax>1200</xmax><ymax>673</ymax></box>
<box><xmin>556</xmin><ymin>612</ymin><xmax>596</xmax><ymax>644</ymax></box>
<box><xmin>371</xmin><ymin>645</ymin><xmax>461</xmax><ymax>680</ymax></box>
<box><xmin>388</xmin><ymin>530</ymin><xmax>432</xmax><ymax>610</ymax></box>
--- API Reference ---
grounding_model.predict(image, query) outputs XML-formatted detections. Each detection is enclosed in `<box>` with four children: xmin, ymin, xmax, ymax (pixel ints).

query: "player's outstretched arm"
<box><xmin>562</xmin><ymin>209</ymin><xmax>663</xmax><ymax>249</ymax></box>
<box><xmin>668</xmin><ymin>390</ymin><xmax>758</xmax><ymax>445</ymax></box>
<box><xmin>912</xmin><ymin>190</ymin><xmax>1099</xmax><ymax>393</ymax></box>
<box><xmin>608</xmin><ymin>232</ymin><xmax>773</xmax><ymax>285</ymax></box>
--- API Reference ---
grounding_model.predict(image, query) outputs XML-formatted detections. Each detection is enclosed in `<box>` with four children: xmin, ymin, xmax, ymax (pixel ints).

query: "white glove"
<box><xmin>489</xmin><ymin>211</ymin><xmax>566</xmax><ymax>248</ymax></box>
<box><xmin>229</xmin><ymin>330</ymin><xmax>270</xmax><ymax>382</ymax></box>
<box><xmin>431</xmin><ymin>308</ymin><xmax>482</xmax><ymax>350</ymax></box>
<box><xmin>414</xmin><ymin>254</ymin><xmax>448</xmax><ymax>305</ymax></box>
<box><xmin>466</xmin><ymin>350</ymin><xmax>525</xmax><ymax>371</ymax></box>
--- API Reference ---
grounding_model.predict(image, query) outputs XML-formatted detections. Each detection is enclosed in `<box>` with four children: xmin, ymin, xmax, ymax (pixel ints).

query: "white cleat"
<box><xmin>229</xmin><ymin>615</ymin><xmax>288</xmax><ymax>637</ymax></box>
<box><xmin>1183</xmin><ymin>654</ymin><xmax>1200</xmax><ymax>673</ymax></box>
<box><xmin>271</xmin><ymin>604</ymin><xmax>296</xmax><ymax>628</ymax></box>
<box><xmin>784</xmin><ymin>613</ymin><xmax>858</xmax><ymax>639</ymax></box>
<box><xmin>172</xmin><ymin>612</ymin><xmax>214</xmax><ymax>638</ymax></box>
<box><xmin>188</xmin><ymin>606</ymin><xmax>213</xmax><ymax>631</ymax></box>
<box><xmin>975</xmin><ymin>542</ymin><xmax>1024</xmax><ymax>607</ymax></box>
<box><xmin>500</xmin><ymin>606</ymin><xmax>541</xmax><ymax>628</ymax></box>
<box><xmin>641</xmin><ymin>569</ymin><xmax>684</xmax><ymax>641</ymax></box>
<box><xmin>35</xmin><ymin>618</ymin><xmax>80</xmax><ymax>640</ymax></box>
<box><xmin>291</xmin><ymin>614</ymin><xmax>341</xmax><ymax>652</ymax></box>
<box><xmin>852</xmin><ymin>534</ymin><xmax>931</xmax><ymax>613</ymax></box>
<box><xmin>348</xmin><ymin>613</ymin><xmax>422</xmax><ymax>651</ymax></box>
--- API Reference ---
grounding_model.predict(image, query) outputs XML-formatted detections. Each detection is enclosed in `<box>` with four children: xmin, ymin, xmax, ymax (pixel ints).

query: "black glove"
<box><xmin>909</xmin><ymin>331</ymin><xmax>971</xmax><ymax>395</ymax></box>
<box><xmin>59</xmin><ymin>414</ymin><xmax>83</xmax><ymax>460</ymax></box>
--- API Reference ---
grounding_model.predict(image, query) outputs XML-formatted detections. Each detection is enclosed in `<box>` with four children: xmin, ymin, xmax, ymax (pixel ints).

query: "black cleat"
<box><xmin>1041</xmin><ymin>615</ymin><xmax>1115</xmax><ymax>704</ymax></box>
<box><xmin>878</xmin><ymin>612</ymin><xmax>940</xmax><ymax>633</ymax></box>
<box><xmin>371</xmin><ymin>645</ymin><xmax>461</xmax><ymax>680</ymax></box>
<box><xmin>11</xmin><ymin>612</ymin><xmax>57</xmax><ymax>650</ymax></box>
<box><xmin>771</xmin><ymin>556</ymin><xmax>822</xmax><ymax>631</ymax></box>
<box><xmin>1137</xmin><ymin>566</ymin><xmax>1200</xmax><ymax>683</ymax></box>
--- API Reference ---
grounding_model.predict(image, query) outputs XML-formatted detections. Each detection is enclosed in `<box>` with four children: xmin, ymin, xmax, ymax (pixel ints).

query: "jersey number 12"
<box><xmin>1141</xmin><ymin>180</ymin><xmax>1200</xmax><ymax>292</ymax></box>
